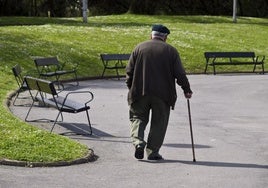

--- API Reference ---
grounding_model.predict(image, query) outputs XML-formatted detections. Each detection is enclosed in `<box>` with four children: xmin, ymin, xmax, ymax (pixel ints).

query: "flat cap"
<box><xmin>152</xmin><ymin>24</ymin><xmax>170</xmax><ymax>35</ymax></box>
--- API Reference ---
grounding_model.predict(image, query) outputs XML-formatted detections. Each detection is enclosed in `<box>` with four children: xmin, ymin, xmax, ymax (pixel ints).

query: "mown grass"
<box><xmin>0</xmin><ymin>14</ymin><xmax>267</xmax><ymax>163</ymax></box>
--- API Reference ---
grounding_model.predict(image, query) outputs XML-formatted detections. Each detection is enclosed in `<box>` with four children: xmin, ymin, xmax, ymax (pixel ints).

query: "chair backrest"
<box><xmin>204</xmin><ymin>52</ymin><xmax>255</xmax><ymax>59</ymax></box>
<box><xmin>12</xmin><ymin>64</ymin><xmax>24</xmax><ymax>87</ymax></box>
<box><xmin>34</xmin><ymin>57</ymin><xmax>61</xmax><ymax>73</ymax></box>
<box><xmin>34</xmin><ymin>57</ymin><xmax>60</xmax><ymax>67</ymax></box>
<box><xmin>24</xmin><ymin>76</ymin><xmax>39</xmax><ymax>91</ymax></box>
<box><xmin>24</xmin><ymin>76</ymin><xmax>57</xmax><ymax>95</ymax></box>
<box><xmin>36</xmin><ymin>79</ymin><xmax>57</xmax><ymax>96</ymax></box>
<box><xmin>100</xmin><ymin>54</ymin><xmax>131</xmax><ymax>61</ymax></box>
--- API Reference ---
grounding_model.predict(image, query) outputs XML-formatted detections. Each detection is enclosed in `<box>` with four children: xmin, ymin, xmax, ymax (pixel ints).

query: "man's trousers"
<box><xmin>129</xmin><ymin>95</ymin><xmax>170</xmax><ymax>155</ymax></box>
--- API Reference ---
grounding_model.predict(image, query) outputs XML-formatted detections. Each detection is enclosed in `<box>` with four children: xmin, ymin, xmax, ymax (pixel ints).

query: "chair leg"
<box><xmin>213</xmin><ymin>65</ymin><xmax>216</xmax><ymax>75</ymax></box>
<box><xmin>25</xmin><ymin>100</ymin><xmax>35</xmax><ymax>122</ymax></box>
<box><xmin>13</xmin><ymin>91</ymin><xmax>21</xmax><ymax>106</ymax></box>
<box><xmin>253</xmin><ymin>64</ymin><xmax>257</xmax><ymax>73</ymax></box>
<box><xmin>101</xmin><ymin>68</ymin><xmax>106</xmax><ymax>78</ymax></box>
<box><xmin>13</xmin><ymin>88</ymin><xmax>29</xmax><ymax>106</ymax></box>
<box><xmin>116</xmin><ymin>68</ymin><xmax>120</xmax><ymax>80</ymax></box>
<box><xmin>204</xmin><ymin>65</ymin><xmax>208</xmax><ymax>74</ymax></box>
<box><xmin>85</xmin><ymin>110</ymin><xmax>92</xmax><ymax>135</ymax></box>
<box><xmin>74</xmin><ymin>72</ymin><xmax>79</xmax><ymax>86</ymax></box>
<box><xmin>50</xmin><ymin>111</ymin><xmax>64</xmax><ymax>133</ymax></box>
<box><xmin>55</xmin><ymin>75</ymin><xmax>64</xmax><ymax>90</ymax></box>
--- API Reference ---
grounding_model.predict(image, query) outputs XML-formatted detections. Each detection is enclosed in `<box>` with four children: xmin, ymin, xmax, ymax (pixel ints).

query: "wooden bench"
<box><xmin>34</xmin><ymin>57</ymin><xmax>79</xmax><ymax>87</ymax></box>
<box><xmin>204</xmin><ymin>52</ymin><xmax>265</xmax><ymax>75</ymax></box>
<box><xmin>100</xmin><ymin>53</ymin><xmax>131</xmax><ymax>79</ymax></box>
<box><xmin>24</xmin><ymin>76</ymin><xmax>94</xmax><ymax>135</ymax></box>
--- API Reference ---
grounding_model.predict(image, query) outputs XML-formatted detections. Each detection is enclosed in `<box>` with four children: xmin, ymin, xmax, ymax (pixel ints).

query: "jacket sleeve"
<box><xmin>177</xmin><ymin>75</ymin><xmax>192</xmax><ymax>94</ymax></box>
<box><xmin>173</xmin><ymin>52</ymin><xmax>192</xmax><ymax>94</ymax></box>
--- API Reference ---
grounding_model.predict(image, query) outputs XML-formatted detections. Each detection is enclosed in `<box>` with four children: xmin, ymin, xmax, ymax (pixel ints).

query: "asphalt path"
<box><xmin>3</xmin><ymin>74</ymin><xmax>268</xmax><ymax>188</ymax></box>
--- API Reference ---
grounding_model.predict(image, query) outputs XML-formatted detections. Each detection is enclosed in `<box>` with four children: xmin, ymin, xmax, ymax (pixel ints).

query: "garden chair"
<box><xmin>11</xmin><ymin>64</ymin><xmax>29</xmax><ymax>106</ymax></box>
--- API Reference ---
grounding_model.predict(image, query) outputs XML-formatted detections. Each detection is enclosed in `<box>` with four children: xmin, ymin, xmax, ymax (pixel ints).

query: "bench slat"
<box><xmin>209</xmin><ymin>62</ymin><xmax>263</xmax><ymax>65</ymax></box>
<box><xmin>205</xmin><ymin>52</ymin><xmax>255</xmax><ymax>58</ymax></box>
<box><xmin>101</xmin><ymin>54</ymin><xmax>130</xmax><ymax>61</ymax></box>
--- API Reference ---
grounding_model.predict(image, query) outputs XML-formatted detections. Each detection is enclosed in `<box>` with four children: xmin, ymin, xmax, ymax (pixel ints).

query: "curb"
<box><xmin>0</xmin><ymin>149</ymin><xmax>98</xmax><ymax>168</ymax></box>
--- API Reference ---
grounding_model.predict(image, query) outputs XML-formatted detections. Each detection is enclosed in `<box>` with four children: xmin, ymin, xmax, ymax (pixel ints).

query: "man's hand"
<box><xmin>184</xmin><ymin>92</ymin><xmax>192</xmax><ymax>99</ymax></box>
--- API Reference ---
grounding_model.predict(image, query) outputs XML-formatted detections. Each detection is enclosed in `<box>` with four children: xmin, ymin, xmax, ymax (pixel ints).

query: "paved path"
<box><xmin>3</xmin><ymin>74</ymin><xmax>268</xmax><ymax>188</ymax></box>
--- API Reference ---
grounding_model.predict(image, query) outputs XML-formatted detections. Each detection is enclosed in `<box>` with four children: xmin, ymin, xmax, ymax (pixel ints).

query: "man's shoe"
<box><xmin>147</xmin><ymin>153</ymin><xmax>163</xmax><ymax>160</ymax></box>
<box><xmin>135</xmin><ymin>145</ymin><xmax>144</xmax><ymax>159</ymax></box>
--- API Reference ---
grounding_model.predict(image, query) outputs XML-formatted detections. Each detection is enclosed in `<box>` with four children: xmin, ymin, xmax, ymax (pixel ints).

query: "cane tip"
<box><xmin>193</xmin><ymin>159</ymin><xmax>196</xmax><ymax>162</ymax></box>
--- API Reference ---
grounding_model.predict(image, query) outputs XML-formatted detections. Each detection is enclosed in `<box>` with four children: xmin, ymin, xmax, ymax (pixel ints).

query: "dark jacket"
<box><xmin>126</xmin><ymin>38</ymin><xmax>192</xmax><ymax>109</ymax></box>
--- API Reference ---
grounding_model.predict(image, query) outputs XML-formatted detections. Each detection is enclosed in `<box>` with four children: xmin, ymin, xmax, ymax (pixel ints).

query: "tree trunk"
<box><xmin>82</xmin><ymin>0</ymin><xmax>88</xmax><ymax>23</ymax></box>
<box><xmin>233</xmin><ymin>0</ymin><xmax>237</xmax><ymax>23</ymax></box>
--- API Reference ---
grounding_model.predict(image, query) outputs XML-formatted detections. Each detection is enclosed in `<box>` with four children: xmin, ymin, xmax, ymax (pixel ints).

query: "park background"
<box><xmin>1</xmin><ymin>0</ymin><xmax>268</xmax><ymax>17</ymax></box>
<box><xmin>0</xmin><ymin>0</ymin><xmax>267</xmax><ymax>164</ymax></box>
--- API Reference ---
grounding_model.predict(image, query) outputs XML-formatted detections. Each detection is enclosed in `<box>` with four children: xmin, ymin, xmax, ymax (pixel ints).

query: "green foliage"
<box><xmin>1</xmin><ymin>0</ymin><xmax>268</xmax><ymax>17</ymax></box>
<box><xmin>0</xmin><ymin>15</ymin><xmax>267</xmax><ymax>163</ymax></box>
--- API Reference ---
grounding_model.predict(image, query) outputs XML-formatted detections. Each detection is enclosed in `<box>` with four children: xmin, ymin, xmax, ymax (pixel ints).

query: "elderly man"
<box><xmin>126</xmin><ymin>24</ymin><xmax>193</xmax><ymax>160</ymax></box>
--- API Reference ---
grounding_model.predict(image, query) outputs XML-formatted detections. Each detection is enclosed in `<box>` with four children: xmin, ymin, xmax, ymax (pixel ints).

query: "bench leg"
<box><xmin>253</xmin><ymin>64</ymin><xmax>257</xmax><ymax>73</ymax></box>
<box><xmin>50</xmin><ymin>111</ymin><xmax>92</xmax><ymax>135</ymax></box>
<box><xmin>13</xmin><ymin>88</ymin><xmax>30</xmax><ymax>107</ymax></box>
<box><xmin>50</xmin><ymin>111</ymin><xmax>64</xmax><ymax>133</ymax></box>
<box><xmin>253</xmin><ymin>63</ymin><xmax>265</xmax><ymax>74</ymax></box>
<box><xmin>115</xmin><ymin>68</ymin><xmax>120</xmax><ymax>80</ymax></box>
<box><xmin>204</xmin><ymin>64</ymin><xmax>208</xmax><ymax>74</ymax></box>
<box><xmin>213</xmin><ymin>65</ymin><xmax>216</xmax><ymax>75</ymax></box>
<box><xmin>74</xmin><ymin>72</ymin><xmax>79</xmax><ymax>86</ymax></box>
<box><xmin>85</xmin><ymin>110</ymin><xmax>92</xmax><ymax>135</ymax></box>
<box><xmin>101</xmin><ymin>68</ymin><xmax>106</xmax><ymax>78</ymax></box>
<box><xmin>25</xmin><ymin>100</ymin><xmax>36</xmax><ymax>122</ymax></box>
<box><xmin>262</xmin><ymin>64</ymin><xmax>265</xmax><ymax>74</ymax></box>
<box><xmin>25</xmin><ymin>91</ymin><xmax>48</xmax><ymax>122</ymax></box>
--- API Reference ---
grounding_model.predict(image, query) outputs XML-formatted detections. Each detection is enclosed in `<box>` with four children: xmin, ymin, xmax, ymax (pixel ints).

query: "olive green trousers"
<box><xmin>129</xmin><ymin>95</ymin><xmax>170</xmax><ymax>156</ymax></box>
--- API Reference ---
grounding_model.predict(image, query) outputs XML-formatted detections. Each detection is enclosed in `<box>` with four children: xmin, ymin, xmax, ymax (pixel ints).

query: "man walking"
<box><xmin>126</xmin><ymin>24</ymin><xmax>193</xmax><ymax>160</ymax></box>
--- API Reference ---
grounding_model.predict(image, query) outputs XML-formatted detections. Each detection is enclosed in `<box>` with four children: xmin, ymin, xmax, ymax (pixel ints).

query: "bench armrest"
<box><xmin>60</xmin><ymin>61</ymin><xmax>79</xmax><ymax>71</ymax></box>
<box><xmin>61</xmin><ymin>91</ymin><xmax>94</xmax><ymax>106</ymax></box>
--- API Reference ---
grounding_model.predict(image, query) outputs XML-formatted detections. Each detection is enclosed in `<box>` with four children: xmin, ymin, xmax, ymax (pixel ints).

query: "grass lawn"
<box><xmin>0</xmin><ymin>14</ymin><xmax>267</xmax><ymax>164</ymax></box>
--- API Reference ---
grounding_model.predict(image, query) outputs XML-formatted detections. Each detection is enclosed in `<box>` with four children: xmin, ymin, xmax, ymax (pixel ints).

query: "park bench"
<box><xmin>34</xmin><ymin>57</ymin><xmax>79</xmax><ymax>87</ymax></box>
<box><xmin>24</xmin><ymin>76</ymin><xmax>94</xmax><ymax>135</ymax></box>
<box><xmin>11</xmin><ymin>64</ymin><xmax>29</xmax><ymax>106</ymax></box>
<box><xmin>204</xmin><ymin>52</ymin><xmax>265</xmax><ymax>75</ymax></box>
<box><xmin>100</xmin><ymin>53</ymin><xmax>131</xmax><ymax>79</ymax></box>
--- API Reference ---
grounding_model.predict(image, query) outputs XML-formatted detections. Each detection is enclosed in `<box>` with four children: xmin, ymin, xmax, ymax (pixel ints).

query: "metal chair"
<box><xmin>34</xmin><ymin>57</ymin><xmax>79</xmax><ymax>88</ymax></box>
<box><xmin>24</xmin><ymin>76</ymin><xmax>94</xmax><ymax>135</ymax></box>
<box><xmin>11</xmin><ymin>64</ymin><xmax>29</xmax><ymax>106</ymax></box>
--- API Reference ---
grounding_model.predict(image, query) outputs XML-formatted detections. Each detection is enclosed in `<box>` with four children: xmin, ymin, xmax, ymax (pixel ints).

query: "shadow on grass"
<box><xmin>157</xmin><ymin>15</ymin><xmax>268</xmax><ymax>26</ymax></box>
<box><xmin>0</xmin><ymin>16</ymin><xmax>150</xmax><ymax>27</ymax></box>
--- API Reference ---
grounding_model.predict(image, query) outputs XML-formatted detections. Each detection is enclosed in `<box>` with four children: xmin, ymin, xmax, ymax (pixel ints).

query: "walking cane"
<box><xmin>187</xmin><ymin>98</ymin><xmax>196</xmax><ymax>162</ymax></box>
